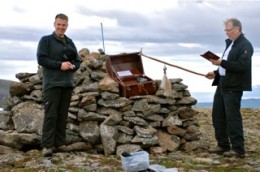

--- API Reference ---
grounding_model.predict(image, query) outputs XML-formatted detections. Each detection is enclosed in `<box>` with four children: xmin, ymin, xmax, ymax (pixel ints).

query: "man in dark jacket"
<box><xmin>206</xmin><ymin>18</ymin><xmax>253</xmax><ymax>158</ymax></box>
<box><xmin>37</xmin><ymin>13</ymin><xmax>81</xmax><ymax>157</ymax></box>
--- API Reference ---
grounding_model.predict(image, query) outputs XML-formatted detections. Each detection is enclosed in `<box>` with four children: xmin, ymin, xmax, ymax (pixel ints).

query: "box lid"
<box><xmin>106</xmin><ymin>52</ymin><xmax>144</xmax><ymax>78</ymax></box>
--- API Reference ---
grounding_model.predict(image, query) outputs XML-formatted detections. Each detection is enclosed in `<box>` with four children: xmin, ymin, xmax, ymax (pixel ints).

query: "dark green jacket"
<box><xmin>37</xmin><ymin>32</ymin><xmax>81</xmax><ymax>91</ymax></box>
<box><xmin>212</xmin><ymin>34</ymin><xmax>254</xmax><ymax>91</ymax></box>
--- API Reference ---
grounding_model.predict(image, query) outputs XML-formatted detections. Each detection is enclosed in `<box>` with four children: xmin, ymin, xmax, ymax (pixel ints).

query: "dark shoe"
<box><xmin>42</xmin><ymin>148</ymin><xmax>53</xmax><ymax>157</ymax></box>
<box><xmin>223</xmin><ymin>150</ymin><xmax>245</xmax><ymax>158</ymax></box>
<box><xmin>55</xmin><ymin>145</ymin><xmax>73</xmax><ymax>152</ymax></box>
<box><xmin>208</xmin><ymin>146</ymin><xmax>230</xmax><ymax>154</ymax></box>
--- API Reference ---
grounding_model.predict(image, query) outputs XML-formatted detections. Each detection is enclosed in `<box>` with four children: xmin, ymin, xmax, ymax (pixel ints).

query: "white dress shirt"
<box><xmin>219</xmin><ymin>42</ymin><xmax>233</xmax><ymax>76</ymax></box>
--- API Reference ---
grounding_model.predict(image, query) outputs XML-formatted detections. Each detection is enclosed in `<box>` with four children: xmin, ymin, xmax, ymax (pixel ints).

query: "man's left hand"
<box><xmin>209</xmin><ymin>59</ymin><xmax>222</xmax><ymax>66</ymax></box>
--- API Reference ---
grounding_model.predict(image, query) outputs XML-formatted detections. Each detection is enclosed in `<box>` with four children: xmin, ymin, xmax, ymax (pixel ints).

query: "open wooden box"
<box><xmin>106</xmin><ymin>52</ymin><xmax>158</xmax><ymax>97</ymax></box>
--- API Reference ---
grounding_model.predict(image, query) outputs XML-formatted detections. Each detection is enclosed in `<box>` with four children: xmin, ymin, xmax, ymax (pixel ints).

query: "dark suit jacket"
<box><xmin>37</xmin><ymin>32</ymin><xmax>81</xmax><ymax>91</ymax></box>
<box><xmin>212</xmin><ymin>34</ymin><xmax>254</xmax><ymax>91</ymax></box>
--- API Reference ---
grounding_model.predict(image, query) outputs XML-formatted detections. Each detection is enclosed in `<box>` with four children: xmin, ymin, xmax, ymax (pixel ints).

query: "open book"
<box><xmin>200</xmin><ymin>51</ymin><xmax>220</xmax><ymax>61</ymax></box>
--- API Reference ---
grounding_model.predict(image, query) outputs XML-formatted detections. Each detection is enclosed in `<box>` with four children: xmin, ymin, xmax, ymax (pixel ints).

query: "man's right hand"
<box><xmin>205</xmin><ymin>72</ymin><xmax>215</xmax><ymax>80</ymax></box>
<box><xmin>61</xmin><ymin>61</ymin><xmax>74</xmax><ymax>71</ymax></box>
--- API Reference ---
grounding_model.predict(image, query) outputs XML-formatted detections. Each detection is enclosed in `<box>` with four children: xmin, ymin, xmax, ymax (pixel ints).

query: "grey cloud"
<box><xmin>77</xmin><ymin>6</ymin><xmax>150</xmax><ymax>27</ymax></box>
<box><xmin>12</xmin><ymin>3</ymin><xmax>27</xmax><ymax>13</ymax></box>
<box><xmin>1</xmin><ymin>1</ymin><xmax>260</xmax><ymax>62</ymax></box>
<box><xmin>74</xmin><ymin>0</ymin><xmax>260</xmax><ymax>57</ymax></box>
<box><xmin>0</xmin><ymin>60</ymin><xmax>37</xmax><ymax>81</ymax></box>
<box><xmin>0</xmin><ymin>41</ymin><xmax>36</xmax><ymax>61</ymax></box>
<box><xmin>0</xmin><ymin>26</ymin><xmax>46</xmax><ymax>42</ymax></box>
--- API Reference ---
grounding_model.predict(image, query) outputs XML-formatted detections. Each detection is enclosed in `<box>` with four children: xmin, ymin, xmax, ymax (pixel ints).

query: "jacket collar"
<box><xmin>52</xmin><ymin>32</ymin><xmax>69</xmax><ymax>45</ymax></box>
<box><xmin>225</xmin><ymin>33</ymin><xmax>244</xmax><ymax>48</ymax></box>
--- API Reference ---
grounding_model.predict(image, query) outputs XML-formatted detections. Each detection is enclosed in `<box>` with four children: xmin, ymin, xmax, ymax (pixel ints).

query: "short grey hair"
<box><xmin>224</xmin><ymin>18</ymin><xmax>242</xmax><ymax>32</ymax></box>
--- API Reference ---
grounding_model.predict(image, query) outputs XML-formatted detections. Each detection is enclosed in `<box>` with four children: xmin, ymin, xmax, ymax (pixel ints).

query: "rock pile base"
<box><xmin>0</xmin><ymin>51</ymin><xmax>201</xmax><ymax>155</ymax></box>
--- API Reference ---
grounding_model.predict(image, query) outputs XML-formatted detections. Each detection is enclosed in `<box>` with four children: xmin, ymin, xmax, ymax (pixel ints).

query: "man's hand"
<box><xmin>209</xmin><ymin>59</ymin><xmax>222</xmax><ymax>66</ymax></box>
<box><xmin>60</xmin><ymin>61</ymin><xmax>75</xmax><ymax>71</ymax></box>
<box><xmin>205</xmin><ymin>72</ymin><xmax>215</xmax><ymax>80</ymax></box>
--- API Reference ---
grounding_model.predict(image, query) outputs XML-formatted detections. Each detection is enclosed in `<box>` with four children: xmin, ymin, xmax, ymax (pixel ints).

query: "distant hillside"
<box><xmin>243</xmin><ymin>85</ymin><xmax>260</xmax><ymax>99</ymax></box>
<box><xmin>0</xmin><ymin>79</ymin><xmax>15</xmax><ymax>108</ymax></box>
<box><xmin>0</xmin><ymin>79</ymin><xmax>12</xmax><ymax>96</ymax></box>
<box><xmin>191</xmin><ymin>85</ymin><xmax>260</xmax><ymax>103</ymax></box>
<box><xmin>1</xmin><ymin>78</ymin><xmax>259</xmax><ymax>109</ymax></box>
<box><xmin>194</xmin><ymin>98</ymin><xmax>260</xmax><ymax>109</ymax></box>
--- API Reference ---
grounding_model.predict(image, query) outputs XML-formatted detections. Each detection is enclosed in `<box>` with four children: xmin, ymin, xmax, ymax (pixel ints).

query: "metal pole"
<box><xmin>101</xmin><ymin>22</ymin><xmax>105</xmax><ymax>53</ymax></box>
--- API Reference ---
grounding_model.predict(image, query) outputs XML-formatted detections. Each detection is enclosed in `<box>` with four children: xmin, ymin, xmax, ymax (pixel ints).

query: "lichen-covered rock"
<box><xmin>0</xmin><ymin>50</ymin><xmax>201</xmax><ymax>156</ymax></box>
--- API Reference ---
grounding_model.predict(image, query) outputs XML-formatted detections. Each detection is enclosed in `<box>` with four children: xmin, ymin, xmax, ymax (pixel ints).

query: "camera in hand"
<box><xmin>63</xmin><ymin>45</ymin><xmax>78</xmax><ymax>61</ymax></box>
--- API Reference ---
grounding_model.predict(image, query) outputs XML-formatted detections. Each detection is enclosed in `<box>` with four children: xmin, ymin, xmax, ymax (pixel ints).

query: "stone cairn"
<box><xmin>0</xmin><ymin>49</ymin><xmax>201</xmax><ymax>156</ymax></box>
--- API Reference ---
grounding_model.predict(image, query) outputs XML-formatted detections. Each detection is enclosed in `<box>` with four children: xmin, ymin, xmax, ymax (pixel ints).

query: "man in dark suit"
<box><xmin>37</xmin><ymin>13</ymin><xmax>81</xmax><ymax>157</ymax></box>
<box><xmin>206</xmin><ymin>18</ymin><xmax>254</xmax><ymax>158</ymax></box>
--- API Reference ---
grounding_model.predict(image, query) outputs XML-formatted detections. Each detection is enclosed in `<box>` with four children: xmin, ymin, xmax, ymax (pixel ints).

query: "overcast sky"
<box><xmin>0</xmin><ymin>0</ymin><xmax>259</xmax><ymax>102</ymax></box>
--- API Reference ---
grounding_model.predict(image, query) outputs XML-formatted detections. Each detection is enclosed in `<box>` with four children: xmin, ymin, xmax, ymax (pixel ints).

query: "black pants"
<box><xmin>41</xmin><ymin>87</ymin><xmax>73</xmax><ymax>148</ymax></box>
<box><xmin>212</xmin><ymin>78</ymin><xmax>245</xmax><ymax>154</ymax></box>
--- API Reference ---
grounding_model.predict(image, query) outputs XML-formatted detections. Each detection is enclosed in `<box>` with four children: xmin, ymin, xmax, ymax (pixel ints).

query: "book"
<box><xmin>200</xmin><ymin>51</ymin><xmax>220</xmax><ymax>60</ymax></box>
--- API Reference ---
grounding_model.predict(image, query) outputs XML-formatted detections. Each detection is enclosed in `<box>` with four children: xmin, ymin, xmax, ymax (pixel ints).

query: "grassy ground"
<box><xmin>0</xmin><ymin>108</ymin><xmax>259</xmax><ymax>172</ymax></box>
<box><xmin>148</xmin><ymin>108</ymin><xmax>260</xmax><ymax>171</ymax></box>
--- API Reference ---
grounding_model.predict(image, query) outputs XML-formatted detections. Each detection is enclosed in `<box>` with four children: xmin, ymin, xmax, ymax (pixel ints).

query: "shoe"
<box><xmin>42</xmin><ymin>148</ymin><xmax>53</xmax><ymax>157</ymax></box>
<box><xmin>55</xmin><ymin>145</ymin><xmax>73</xmax><ymax>152</ymax></box>
<box><xmin>223</xmin><ymin>150</ymin><xmax>245</xmax><ymax>158</ymax></box>
<box><xmin>208</xmin><ymin>146</ymin><xmax>230</xmax><ymax>154</ymax></box>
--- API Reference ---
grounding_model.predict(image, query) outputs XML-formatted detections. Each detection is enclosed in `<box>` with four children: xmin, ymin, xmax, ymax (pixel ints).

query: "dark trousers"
<box><xmin>212</xmin><ymin>78</ymin><xmax>245</xmax><ymax>154</ymax></box>
<box><xmin>41</xmin><ymin>87</ymin><xmax>73</xmax><ymax>148</ymax></box>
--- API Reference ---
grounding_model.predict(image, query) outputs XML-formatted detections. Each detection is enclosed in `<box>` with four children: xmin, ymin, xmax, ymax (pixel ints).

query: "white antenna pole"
<box><xmin>100</xmin><ymin>22</ymin><xmax>105</xmax><ymax>53</ymax></box>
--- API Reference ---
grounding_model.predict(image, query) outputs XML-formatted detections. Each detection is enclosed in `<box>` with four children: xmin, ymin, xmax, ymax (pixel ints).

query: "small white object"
<box><xmin>148</xmin><ymin>164</ymin><xmax>178</xmax><ymax>172</ymax></box>
<box><xmin>121</xmin><ymin>151</ymin><xmax>149</xmax><ymax>172</ymax></box>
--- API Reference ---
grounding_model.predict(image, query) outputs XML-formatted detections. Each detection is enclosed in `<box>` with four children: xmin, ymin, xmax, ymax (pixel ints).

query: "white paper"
<box><xmin>117</xmin><ymin>70</ymin><xmax>132</xmax><ymax>77</ymax></box>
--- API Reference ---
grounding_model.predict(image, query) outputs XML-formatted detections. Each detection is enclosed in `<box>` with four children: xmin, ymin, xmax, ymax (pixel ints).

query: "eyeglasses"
<box><xmin>224</xmin><ymin>27</ymin><xmax>234</xmax><ymax>32</ymax></box>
